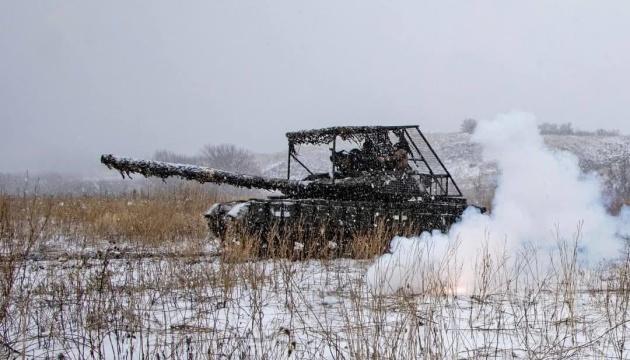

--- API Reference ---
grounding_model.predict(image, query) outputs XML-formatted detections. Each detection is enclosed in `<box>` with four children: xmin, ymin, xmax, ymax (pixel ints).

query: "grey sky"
<box><xmin>1</xmin><ymin>1</ymin><xmax>629</xmax><ymax>174</ymax></box>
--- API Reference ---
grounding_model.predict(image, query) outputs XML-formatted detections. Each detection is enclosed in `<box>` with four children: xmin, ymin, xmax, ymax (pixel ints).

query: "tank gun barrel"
<box><xmin>100</xmin><ymin>154</ymin><xmax>305</xmax><ymax>194</ymax></box>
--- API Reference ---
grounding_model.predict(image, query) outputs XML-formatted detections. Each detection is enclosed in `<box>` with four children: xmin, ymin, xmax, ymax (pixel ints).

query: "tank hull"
<box><xmin>205</xmin><ymin>198</ymin><xmax>470</xmax><ymax>255</ymax></box>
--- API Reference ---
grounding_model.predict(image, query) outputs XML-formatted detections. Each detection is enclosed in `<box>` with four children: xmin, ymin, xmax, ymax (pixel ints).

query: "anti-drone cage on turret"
<box><xmin>285</xmin><ymin>125</ymin><xmax>463</xmax><ymax>199</ymax></box>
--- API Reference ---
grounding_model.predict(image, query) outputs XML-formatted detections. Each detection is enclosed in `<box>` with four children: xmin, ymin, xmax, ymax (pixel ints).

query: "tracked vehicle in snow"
<box><xmin>101</xmin><ymin>125</ymin><xmax>475</xmax><ymax>253</ymax></box>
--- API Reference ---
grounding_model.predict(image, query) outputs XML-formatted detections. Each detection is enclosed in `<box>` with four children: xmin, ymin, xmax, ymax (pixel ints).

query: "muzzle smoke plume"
<box><xmin>367</xmin><ymin>112</ymin><xmax>629</xmax><ymax>294</ymax></box>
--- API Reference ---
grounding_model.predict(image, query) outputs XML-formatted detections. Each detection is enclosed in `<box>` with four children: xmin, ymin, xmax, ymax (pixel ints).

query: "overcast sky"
<box><xmin>2</xmin><ymin>1</ymin><xmax>630</xmax><ymax>174</ymax></box>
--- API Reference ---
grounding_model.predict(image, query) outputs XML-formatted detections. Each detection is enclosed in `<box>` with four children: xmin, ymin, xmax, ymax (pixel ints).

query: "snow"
<box><xmin>226</xmin><ymin>201</ymin><xmax>250</xmax><ymax>218</ymax></box>
<box><xmin>7</xmin><ymin>255</ymin><xmax>629</xmax><ymax>359</ymax></box>
<box><xmin>205</xmin><ymin>203</ymin><xmax>220</xmax><ymax>216</ymax></box>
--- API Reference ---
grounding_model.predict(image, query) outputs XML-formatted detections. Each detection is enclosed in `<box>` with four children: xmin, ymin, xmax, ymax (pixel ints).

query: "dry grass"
<box><xmin>1</xmin><ymin>184</ymin><xmax>224</xmax><ymax>249</ymax></box>
<box><xmin>0</xmin><ymin>187</ymin><xmax>629</xmax><ymax>359</ymax></box>
<box><xmin>219</xmin><ymin>218</ymin><xmax>416</xmax><ymax>262</ymax></box>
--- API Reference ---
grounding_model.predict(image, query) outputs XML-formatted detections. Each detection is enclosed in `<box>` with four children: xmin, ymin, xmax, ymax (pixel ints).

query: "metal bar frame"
<box><xmin>290</xmin><ymin>153</ymin><xmax>313</xmax><ymax>175</ymax></box>
<box><xmin>287</xmin><ymin>141</ymin><xmax>292</xmax><ymax>180</ymax></box>
<box><xmin>403</xmin><ymin>129</ymin><xmax>446</xmax><ymax>196</ymax></box>
<box><xmin>331</xmin><ymin>137</ymin><xmax>336</xmax><ymax>184</ymax></box>
<box><xmin>403</xmin><ymin>129</ymin><xmax>435</xmax><ymax>176</ymax></box>
<box><xmin>284</xmin><ymin>125</ymin><xmax>462</xmax><ymax>197</ymax></box>
<box><xmin>413</xmin><ymin>126</ymin><xmax>463</xmax><ymax>197</ymax></box>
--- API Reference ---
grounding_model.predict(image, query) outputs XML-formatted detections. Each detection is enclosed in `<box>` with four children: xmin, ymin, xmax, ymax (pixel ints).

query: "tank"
<box><xmin>101</xmin><ymin>125</ymin><xmax>481</xmax><ymax>254</ymax></box>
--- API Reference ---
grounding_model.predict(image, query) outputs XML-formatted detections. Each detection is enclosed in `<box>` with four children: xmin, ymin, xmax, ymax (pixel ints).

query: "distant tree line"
<box><xmin>537</xmin><ymin>122</ymin><xmax>621</xmax><ymax>136</ymax></box>
<box><xmin>153</xmin><ymin>144</ymin><xmax>261</xmax><ymax>175</ymax></box>
<box><xmin>460</xmin><ymin>118</ymin><xmax>621</xmax><ymax>137</ymax></box>
<box><xmin>0</xmin><ymin>172</ymin><xmax>146</xmax><ymax>196</ymax></box>
<box><xmin>460</xmin><ymin>118</ymin><xmax>477</xmax><ymax>134</ymax></box>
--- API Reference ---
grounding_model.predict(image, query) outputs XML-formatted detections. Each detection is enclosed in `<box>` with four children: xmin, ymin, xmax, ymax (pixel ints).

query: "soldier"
<box><xmin>380</xmin><ymin>139</ymin><xmax>410</xmax><ymax>171</ymax></box>
<box><xmin>391</xmin><ymin>140</ymin><xmax>410</xmax><ymax>170</ymax></box>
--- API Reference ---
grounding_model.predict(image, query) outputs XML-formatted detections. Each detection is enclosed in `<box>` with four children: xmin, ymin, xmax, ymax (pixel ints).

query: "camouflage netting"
<box><xmin>285</xmin><ymin>126</ymin><xmax>411</xmax><ymax>145</ymax></box>
<box><xmin>101</xmin><ymin>155</ymin><xmax>306</xmax><ymax>194</ymax></box>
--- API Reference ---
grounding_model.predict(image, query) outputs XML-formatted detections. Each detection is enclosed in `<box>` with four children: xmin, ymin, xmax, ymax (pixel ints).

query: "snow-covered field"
<box><xmin>2</xmin><ymin>246</ymin><xmax>629</xmax><ymax>359</ymax></box>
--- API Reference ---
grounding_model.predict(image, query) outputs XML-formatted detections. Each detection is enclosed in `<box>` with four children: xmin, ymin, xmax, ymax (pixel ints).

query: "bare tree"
<box><xmin>460</xmin><ymin>118</ymin><xmax>477</xmax><ymax>134</ymax></box>
<box><xmin>153</xmin><ymin>150</ymin><xmax>201</xmax><ymax>165</ymax></box>
<box><xmin>199</xmin><ymin>144</ymin><xmax>261</xmax><ymax>175</ymax></box>
<box><xmin>151</xmin><ymin>147</ymin><xmax>261</xmax><ymax>196</ymax></box>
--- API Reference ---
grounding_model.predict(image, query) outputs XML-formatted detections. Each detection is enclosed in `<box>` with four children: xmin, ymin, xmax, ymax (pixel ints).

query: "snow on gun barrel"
<box><xmin>100</xmin><ymin>154</ymin><xmax>306</xmax><ymax>194</ymax></box>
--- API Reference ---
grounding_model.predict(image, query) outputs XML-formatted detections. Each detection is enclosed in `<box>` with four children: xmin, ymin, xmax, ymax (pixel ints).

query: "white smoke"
<box><xmin>367</xmin><ymin>112</ymin><xmax>628</xmax><ymax>295</ymax></box>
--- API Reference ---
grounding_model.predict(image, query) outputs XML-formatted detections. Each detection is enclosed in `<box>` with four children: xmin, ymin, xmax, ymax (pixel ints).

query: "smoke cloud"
<box><xmin>367</xmin><ymin>112</ymin><xmax>628</xmax><ymax>295</ymax></box>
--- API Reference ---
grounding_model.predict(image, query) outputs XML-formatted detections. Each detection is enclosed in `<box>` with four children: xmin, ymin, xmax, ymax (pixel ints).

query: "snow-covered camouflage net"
<box><xmin>286</xmin><ymin>125</ymin><xmax>406</xmax><ymax>145</ymax></box>
<box><xmin>101</xmin><ymin>154</ymin><xmax>305</xmax><ymax>194</ymax></box>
